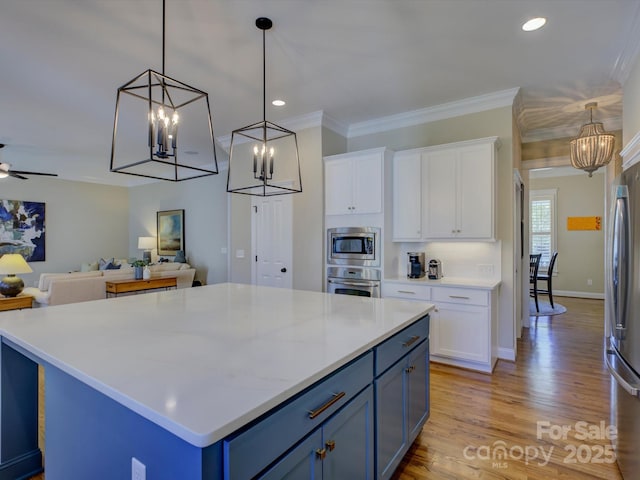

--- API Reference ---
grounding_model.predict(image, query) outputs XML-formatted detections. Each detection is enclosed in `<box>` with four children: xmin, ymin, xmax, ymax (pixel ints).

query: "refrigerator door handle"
<box><xmin>611</xmin><ymin>185</ymin><xmax>630</xmax><ymax>336</ymax></box>
<box><xmin>606</xmin><ymin>348</ymin><xmax>640</xmax><ymax>397</ymax></box>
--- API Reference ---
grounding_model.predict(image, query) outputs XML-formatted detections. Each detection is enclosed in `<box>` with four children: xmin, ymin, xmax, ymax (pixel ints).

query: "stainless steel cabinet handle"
<box><xmin>402</xmin><ymin>335</ymin><xmax>421</xmax><ymax>348</ymax></box>
<box><xmin>449</xmin><ymin>295</ymin><xmax>470</xmax><ymax>300</ymax></box>
<box><xmin>308</xmin><ymin>392</ymin><xmax>346</xmax><ymax>419</ymax></box>
<box><xmin>397</xmin><ymin>290</ymin><xmax>416</xmax><ymax>294</ymax></box>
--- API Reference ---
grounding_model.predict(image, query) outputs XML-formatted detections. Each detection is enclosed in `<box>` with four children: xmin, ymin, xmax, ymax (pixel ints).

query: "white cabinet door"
<box><xmin>324</xmin><ymin>150</ymin><xmax>384</xmax><ymax>216</ymax></box>
<box><xmin>353</xmin><ymin>154</ymin><xmax>383</xmax><ymax>215</ymax></box>
<box><xmin>431</xmin><ymin>302</ymin><xmax>489</xmax><ymax>364</ymax></box>
<box><xmin>325</xmin><ymin>158</ymin><xmax>354</xmax><ymax>215</ymax></box>
<box><xmin>423</xmin><ymin>149</ymin><xmax>457</xmax><ymax>238</ymax></box>
<box><xmin>457</xmin><ymin>143</ymin><xmax>494</xmax><ymax>239</ymax></box>
<box><xmin>392</xmin><ymin>152</ymin><xmax>422</xmax><ymax>240</ymax></box>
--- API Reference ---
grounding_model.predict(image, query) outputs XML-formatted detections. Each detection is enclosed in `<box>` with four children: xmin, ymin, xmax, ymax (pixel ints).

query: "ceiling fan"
<box><xmin>0</xmin><ymin>143</ymin><xmax>58</xmax><ymax>180</ymax></box>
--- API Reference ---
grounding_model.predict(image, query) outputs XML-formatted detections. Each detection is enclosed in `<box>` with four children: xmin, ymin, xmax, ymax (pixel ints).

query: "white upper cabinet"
<box><xmin>392</xmin><ymin>151</ymin><xmax>423</xmax><ymax>240</ymax></box>
<box><xmin>324</xmin><ymin>149</ymin><xmax>386</xmax><ymax>216</ymax></box>
<box><xmin>392</xmin><ymin>137</ymin><xmax>498</xmax><ymax>241</ymax></box>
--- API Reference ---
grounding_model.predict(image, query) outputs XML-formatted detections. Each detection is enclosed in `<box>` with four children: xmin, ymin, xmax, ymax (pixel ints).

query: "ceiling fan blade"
<box><xmin>8</xmin><ymin>172</ymin><xmax>28</xmax><ymax>180</ymax></box>
<box><xmin>11</xmin><ymin>170</ymin><xmax>58</xmax><ymax>177</ymax></box>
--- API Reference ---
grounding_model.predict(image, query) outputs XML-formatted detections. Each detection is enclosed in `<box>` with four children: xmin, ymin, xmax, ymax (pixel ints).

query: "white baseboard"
<box><xmin>498</xmin><ymin>347</ymin><xmax>515</xmax><ymax>361</ymax></box>
<box><xmin>554</xmin><ymin>290</ymin><xmax>604</xmax><ymax>300</ymax></box>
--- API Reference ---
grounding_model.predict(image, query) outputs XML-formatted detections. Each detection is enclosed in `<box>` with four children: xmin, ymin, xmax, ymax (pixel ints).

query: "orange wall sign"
<box><xmin>567</xmin><ymin>216</ymin><xmax>601</xmax><ymax>231</ymax></box>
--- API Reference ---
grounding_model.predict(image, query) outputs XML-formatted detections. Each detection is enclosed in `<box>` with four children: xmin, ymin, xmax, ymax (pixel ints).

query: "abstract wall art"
<box><xmin>0</xmin><ymin>199</ymin><xmax>46</xmax><ymax>261</ymax></box>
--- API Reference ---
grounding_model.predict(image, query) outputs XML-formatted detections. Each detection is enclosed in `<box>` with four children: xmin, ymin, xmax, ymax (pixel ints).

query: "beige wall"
<box><xmin>348</xmin><ymin>106</ymin><xmax>517</xmax><ymax>356</ymax></box>
<box><xmin>623</xmin><ymin>53</ymin><xmax>640</xmax><ymax>146</ymax></box>
<box><xmin>128</xmin><ymin>173</ymin><xmax>229</xmax><ymax>286</ymax></box>
<box><xmin>529</xmin><ymin>172</ymin><xmax>605</xmax><ymax>296</ymax></box>
<box><xmin>229</xmin><ymin>125</ymin><xmax>326</xmax><ymax>292</ymax></box>
<box><xmin>1</xmin><ymin>177</ymin><xmax>129</xmax><ymax>288</ymax></box>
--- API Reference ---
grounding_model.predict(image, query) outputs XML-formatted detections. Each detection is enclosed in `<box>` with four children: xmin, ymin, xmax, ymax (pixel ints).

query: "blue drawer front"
<box><xmin>223</xmin><ymin>351</ymin><xmax>373</xmax><ymax>480</ymax></box>
<box><xmin>375</xmin><ymin>315</ymin><xmax>429</xmax><ymax>377</ymax></box>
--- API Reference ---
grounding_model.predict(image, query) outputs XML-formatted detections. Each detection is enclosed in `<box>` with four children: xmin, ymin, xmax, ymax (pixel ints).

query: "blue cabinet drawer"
<box><xmin>223</xmin><ymin>351</ymin><xmax>373</xmax><ymax>480</ymax></box>
<box><xmin>375</xmin><ymin>315</ymin><xmax>429</xmax><ymax>376</ymax></box>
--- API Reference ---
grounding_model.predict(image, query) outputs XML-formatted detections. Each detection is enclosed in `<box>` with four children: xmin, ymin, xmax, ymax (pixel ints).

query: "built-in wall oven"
<box><xmin>326</xmin><ymin>266</ymin><xmax>381</xmax><ymax>298</ymax></box>
<box><xmin>327</xmin><ymin>227</ymin><xmax>380</xmax><ymax>267</ymax></box>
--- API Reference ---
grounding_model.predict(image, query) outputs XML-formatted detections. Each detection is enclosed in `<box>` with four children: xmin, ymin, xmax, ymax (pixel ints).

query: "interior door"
<box><xmin>252</xmin><ymin>194</ymin><xmax>293</xmax><ymax>289</ymax></box>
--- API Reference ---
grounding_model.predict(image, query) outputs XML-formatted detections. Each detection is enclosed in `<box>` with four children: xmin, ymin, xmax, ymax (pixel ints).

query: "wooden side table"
<box><xmin>105</xmin><ymin>277</ymin><xmax>177</xmax><ymax>298</ymax></box>
<box><xmin>0</xmin><ymin>294</ymin><xmax>34</xmax><ymax>312</ymax></box>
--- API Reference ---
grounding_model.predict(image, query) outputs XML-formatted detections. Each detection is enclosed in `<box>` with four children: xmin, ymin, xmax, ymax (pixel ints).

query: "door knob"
<box><xmin>281</xmin><ymin>267</ymin><xmax>287</xmax><ymax>273</ymax></box>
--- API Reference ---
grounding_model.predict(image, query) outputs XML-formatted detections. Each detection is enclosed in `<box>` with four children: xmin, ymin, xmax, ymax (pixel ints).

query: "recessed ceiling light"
<box><xmin>522</xmin><ymin>17</ymin><xmax>546</xmax><ymax>32</ymax></box>
<box><xmin>272</xmin><ymin>99</ymin><xmax>286</xmax><ymax>107</ymax></box>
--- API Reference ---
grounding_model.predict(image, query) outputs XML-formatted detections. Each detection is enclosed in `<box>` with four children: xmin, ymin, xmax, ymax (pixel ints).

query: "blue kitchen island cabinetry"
<box><xmin>0</xmin><ymin>283</ymin><xmax>433</xmax><ymax>479</ymax></box>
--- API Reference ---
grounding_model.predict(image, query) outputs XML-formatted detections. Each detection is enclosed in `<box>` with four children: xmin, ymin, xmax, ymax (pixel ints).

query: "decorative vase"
<box><xmin>134</xmin><ymin>266</ymin><xmax>143</xmax><ymax>280</ymax></box>
<box><xmin>143</xmin><ymin>266</ymin><xmax>151</xmax><ymax>280</ymax></box>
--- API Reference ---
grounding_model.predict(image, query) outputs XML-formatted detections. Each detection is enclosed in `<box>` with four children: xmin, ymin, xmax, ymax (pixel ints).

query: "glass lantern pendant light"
<box><xmin>569</xmin><ymin>102</ymin><xmax>615</xmax><ymax>177</ymax></box>
<box><xmin>226</xmin><ymin>17</ymin><xmax>302</xmax><ymax>196</ymax></box>
<box><xmin>110</xmin><ymin>0</ymin><xmax>218</xmax><ymax>181</ymax></box>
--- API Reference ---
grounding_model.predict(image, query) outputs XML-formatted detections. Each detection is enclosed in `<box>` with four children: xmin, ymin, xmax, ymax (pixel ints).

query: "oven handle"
<box><xmin>327</xmin><ymin>278</ymin><xmax>379</xmax><ymax>287</ymax></box>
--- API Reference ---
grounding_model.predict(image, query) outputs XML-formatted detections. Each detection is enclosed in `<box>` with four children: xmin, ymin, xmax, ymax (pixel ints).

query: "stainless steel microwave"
<box><xmin>327</xmin><ymin>227</ymin><xmax>380</xmax><ymax>267</ymax></box>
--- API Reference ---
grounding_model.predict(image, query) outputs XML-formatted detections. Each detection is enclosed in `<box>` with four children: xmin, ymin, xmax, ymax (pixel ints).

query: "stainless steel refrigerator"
<box><xmin>607</xmin><ymin>164</ymin><xmax>640</xmax><ymax>479</ymax></box>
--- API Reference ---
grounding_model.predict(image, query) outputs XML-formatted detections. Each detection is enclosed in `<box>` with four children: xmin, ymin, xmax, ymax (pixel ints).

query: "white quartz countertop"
<box><xmin>0</xmin><ymin>283</ymin><xmax>433</xmax><ymax>447</ymax></box>
<box><xmin>384</xmin><ymin>276</ymin><xmax>501</xmax><ymax>290</ymax></box>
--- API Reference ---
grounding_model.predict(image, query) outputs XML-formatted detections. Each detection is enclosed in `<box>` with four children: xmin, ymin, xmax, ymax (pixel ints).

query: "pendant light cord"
<box><xmin>262</xmin><ymin>26</ymin><xmax>266</xmax><ymax>123</ymax></box>
<box><xmin>162</xmin><ymin>0</ymin><xmax>166</xmax><ymax>76</ymax></box>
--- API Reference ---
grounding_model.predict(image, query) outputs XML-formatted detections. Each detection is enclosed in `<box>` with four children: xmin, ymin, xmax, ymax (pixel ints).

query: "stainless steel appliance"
<box><xmin>326</xmin><ymin>266</ymin><xmax>381</xmax><ymax>298</ymax></box>
<box><xmin>607</xmin><ymin>168</ymin><xmax>640</xmax><ymax>479</ymax></box>
<box><xmin>327</xmin><ymin>227</ymin><xmax>380</xmax><ymax>267</ymax></box>
<box><xmin>407</xmin><ymin>252</ymin><xmax>425</xmax><ymax>278</ymax></box>
<box><xmin>428</xmin><ymin>259</ymin><xmax>443</xmax><ymax>280</ymax></box>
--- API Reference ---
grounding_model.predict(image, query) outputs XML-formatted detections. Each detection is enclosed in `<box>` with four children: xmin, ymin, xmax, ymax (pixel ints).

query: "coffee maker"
<box><xmin>407</xmin><ymin>252</ymin><xmax>426</xmax><ymax>278</ymax></box>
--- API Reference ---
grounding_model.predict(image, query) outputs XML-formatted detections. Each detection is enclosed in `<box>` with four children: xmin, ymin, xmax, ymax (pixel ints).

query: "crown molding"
<box><xmin>522</xmin><ymin>116</ymin><xmax>623</xmax><ymax>143</ymax></box>
<box><xmin>621</xmin><ymin>130</ymin><xmax>640</xmax><ymax>170</ymax></box>
<box><xmin>217</xmin><ymin>110</ymin><xmax>348</xmax><ymax>151</ymax></box>
<box><xmin>611</xmin><ymin>2</ymin><xmax>640</xmax><ymax>85</ymax></box>
<box><xmin>347</xmin><ymin>87</ymin><xmax>520</xmax><ymax>138</ymax></box>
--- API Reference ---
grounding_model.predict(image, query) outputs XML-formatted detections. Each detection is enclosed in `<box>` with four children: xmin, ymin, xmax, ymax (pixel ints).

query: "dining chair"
<box><xmin>536</xmin><ymin>251</ymin><xmax>558</xmax><ymax>308</ymax></box>
<box><xmin>529</xmin><ymin>254</ymin><xmax>542</xmax><ymax>313</ymax></box>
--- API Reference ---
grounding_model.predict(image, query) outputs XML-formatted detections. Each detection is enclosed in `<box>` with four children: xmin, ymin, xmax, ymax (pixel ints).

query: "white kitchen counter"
<box><xmin>0</xmin><ymin>283</ymin><xmax>433</xmax><ymax>448</ymax></box>
<box><xmin>384</xmin><ymin>275</ymin><xmax>501</xmax><ymax>290</ymax></box>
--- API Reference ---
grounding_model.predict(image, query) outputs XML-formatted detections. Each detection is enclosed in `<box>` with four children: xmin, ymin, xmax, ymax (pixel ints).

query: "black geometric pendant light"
<box><xmin>226</xmin><ymin>17</ymin><xmax>302</xmax><ymax>196</ymax></box>
<box><xmin>110</xmin><ymin>0</ymin><xmax>218</xmax><ymax>181</ymax></box>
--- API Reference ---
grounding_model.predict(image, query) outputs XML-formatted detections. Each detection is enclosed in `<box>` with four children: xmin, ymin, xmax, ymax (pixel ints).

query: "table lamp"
<box><xmin>138</xmin><ymin>236</ymin><xmax>156</xmax><ymax>264</ymax></box>
<box><xmin>0</xmin><ymin>254</ymin><xmax>33</xmax><ymax>297</ymax></box>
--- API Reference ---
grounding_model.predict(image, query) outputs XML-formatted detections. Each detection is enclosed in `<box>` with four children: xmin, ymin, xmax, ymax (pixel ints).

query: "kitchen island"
<box><xmin>0</xmin><ymin>283</ymin><xmax>433</xmax><ymax>479</ymax></box>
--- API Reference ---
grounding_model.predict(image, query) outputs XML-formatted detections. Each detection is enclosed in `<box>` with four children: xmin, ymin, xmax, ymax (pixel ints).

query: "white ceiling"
<box><xmin>1</xmin><ymin>0</ymin><xmax>639</xmax><ymax>186</ymax></box>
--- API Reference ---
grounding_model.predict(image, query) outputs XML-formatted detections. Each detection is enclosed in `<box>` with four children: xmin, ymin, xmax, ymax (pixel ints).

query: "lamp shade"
<box><xmin>0</xmin><ymin>254</ymin><xmax>33</xmax><ymax>275</ymax></box>
<box><xmin>138</xmin><ymin>236</ymin><xmax>156</xmax><ymax>250</ymax></box>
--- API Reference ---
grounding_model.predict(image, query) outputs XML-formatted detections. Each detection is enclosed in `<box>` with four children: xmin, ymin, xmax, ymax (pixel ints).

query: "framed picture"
<box><xmin>157</xmin><ymin>209</ymin><xmax>185</xmax><ymax>256</ymax></box>
<box><xmin>0</xmin><ymin>199</ymin><xmax>46</xmax><ymax>261</ymax></box>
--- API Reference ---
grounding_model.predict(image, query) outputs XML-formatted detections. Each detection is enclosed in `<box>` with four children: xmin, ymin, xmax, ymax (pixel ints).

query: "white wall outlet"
<box><xmin>478</xmin><ymin>264</ymin><xmax>494</xmax><ymax>275</ymax></box>
<box><xmin>132</xmin><ymin>457</ymin><xmax>146</xmax><ymax>480</ymax></box>
<box><xmin>221</xmin><ymin>247</ymin><xmax>228</xmax><ymax>254</ymax></box>
<box><xmin>587</xmin><ymin>278</ymin><xmax>593</xmax><ymax>286</ymax></box>
<box><xmin>235</xmin><ymin>249</ymin><xmax>245</xmax><ymax>259</ymax></box>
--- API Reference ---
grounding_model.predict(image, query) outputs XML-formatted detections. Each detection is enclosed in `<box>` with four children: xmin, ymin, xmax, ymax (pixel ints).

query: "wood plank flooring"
<box><xmin>394</xmin><ymin>296</ymin><xmax>622</xmax><ymax>480</ymax></box>
<box><xmin>30</xmin><ymin>297</ymin><xmax>620</xmax><ymax>479</ymax></box>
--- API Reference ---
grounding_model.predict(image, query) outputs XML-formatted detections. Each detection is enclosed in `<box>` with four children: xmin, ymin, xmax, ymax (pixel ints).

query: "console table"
<box><xmin>105</xmin><ymin>277</ymin><xmax>177</xmax><ymax>297</ymax></box>
<box><xmin>0</xmin><ymin>294</ymin><xmax>33</xmax><ymax>312</ymax></box>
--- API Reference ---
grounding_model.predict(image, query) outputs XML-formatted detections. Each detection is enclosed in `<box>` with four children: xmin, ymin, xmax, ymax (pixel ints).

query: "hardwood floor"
<box><xmin>30</xmin><ymin>297</ymin><xmax>620</xmax><ymax>479</ymax></box>
<box><xmin>394</xmin><ymin>296</ymin><xmax>622</xmax><ymax>480</ymax></box>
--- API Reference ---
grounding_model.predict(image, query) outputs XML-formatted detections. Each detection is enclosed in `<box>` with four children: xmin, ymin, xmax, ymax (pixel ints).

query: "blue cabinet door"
<box><xmin>258</xmin><ymin>430</ymin><xmax>322</xmax><ymax>480</ymax></box>
<box><xmin>407</xmin><ymin>340</ymin><xmax>430</xmax><ymax>442</ymax></box>
<box><xmin>375</xmin><ymin>359</ymin><xmax>407</xmax><ymax>479</ymax></box>
<box><xmin>322</xmin><ymin>385</ymin><xmax>374</xmax><ymax>479</ymax></box>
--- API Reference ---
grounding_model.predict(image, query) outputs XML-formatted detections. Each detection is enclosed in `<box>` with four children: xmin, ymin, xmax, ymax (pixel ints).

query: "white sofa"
<box><xmin>23</xmin><ymin>263</ymin><xmax>195</xmax><ymax>307</ymax></box>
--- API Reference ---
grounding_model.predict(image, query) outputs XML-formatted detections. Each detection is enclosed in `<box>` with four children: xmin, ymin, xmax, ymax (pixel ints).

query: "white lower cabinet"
<box><xmin>383</xmin><ymin>280</ymin><xmax>498</xmax><ymax>373</ymax></box>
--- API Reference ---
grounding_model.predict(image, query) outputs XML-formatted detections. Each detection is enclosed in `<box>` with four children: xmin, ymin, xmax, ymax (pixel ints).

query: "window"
<box><xmin>530</xmin><ymin>189</ymin><xmax>557</xmax><ymax>269</ymax></box>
